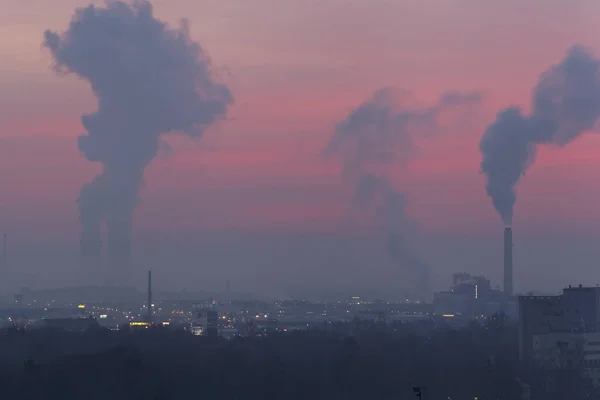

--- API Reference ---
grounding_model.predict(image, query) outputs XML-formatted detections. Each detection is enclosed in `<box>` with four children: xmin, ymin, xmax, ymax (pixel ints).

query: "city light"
<box><xmin>130</xmin><ymin>322</ymin><xmax>150</xmax><ymax>327</ymax></box>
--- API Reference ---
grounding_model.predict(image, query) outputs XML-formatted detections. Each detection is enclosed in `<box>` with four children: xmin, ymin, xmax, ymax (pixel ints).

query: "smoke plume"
<box><xmin>480</xmin><ymin>46</ymin><xmax>600</xmax><ymax>225</ymax></box>
<box><xmin>327</xmin><ymin>88</ymin><xmax>481</xmax><ymax>296</ymax></box>
<box><xmin>44</xmin><ymin>1</ymin><xmax>233</xmax><ymax>267</ymax></box>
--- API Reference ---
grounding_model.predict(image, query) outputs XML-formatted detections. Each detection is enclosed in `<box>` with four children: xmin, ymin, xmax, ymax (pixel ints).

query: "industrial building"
<box><xmin>433</xmin><ymin>272</ymin><xmax>510</xmax><ymax>318</ymax></box>
<box><xmin>433</xmin><ymin>227</ymin><xmax>517</xmax><ymax>319</ymax></box>
<box><xmin>518</xmin><ymin>285</ymin><xmax>600</xmax><ymax>387</ymax></box>
<box><xmin>518</xmin><ymin>286</ymin><xmax>600</xmax><ymax>359</ymax></box>
<box><xmin>191</xmin><ymin>309</ymin><xmax>218</xmax><ymax>337</ymax></box>
<box><xmin>518</xmin><ymin>295</ymin><xmax>564</xmax><ymax>361</ymax></box>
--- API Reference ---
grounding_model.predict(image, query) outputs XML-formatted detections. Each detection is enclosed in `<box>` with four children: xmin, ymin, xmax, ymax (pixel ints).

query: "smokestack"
<box><xmin>147</xmin><ymin>270</ymin><xmax>152</xmax><ymax>324</ymax></box>
<box><xmin>3</xmin><ymin>234</ymin><xmax>6</xmax><ymax>270</ymax></box>
<box><xmin>504</xmin><ymin>227</ymin><xmax>513</xmax><ymax>297</ymax></box>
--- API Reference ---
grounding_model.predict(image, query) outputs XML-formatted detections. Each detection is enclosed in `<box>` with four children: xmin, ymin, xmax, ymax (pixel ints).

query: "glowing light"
<box><xmin>130</xmin><ymin>322</ymin><xmax>150</xmax><ymax>327</ymax></box>
<box><xmin>78</xmin><ymin>304</ymin><xmax>86</xmax><ymax>309</ymax></box>
<box><xmin>442</xmin><ymin>314</ymin><xmax>455</xmax><ymax>318</ymax></box>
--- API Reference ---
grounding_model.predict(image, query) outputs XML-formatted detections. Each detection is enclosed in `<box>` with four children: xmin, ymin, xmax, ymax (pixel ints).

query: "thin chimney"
<box><xmin>504</xmin><ymin>227</ymin><xmax>513</xmax><ymax>297</ymax></box>
<box><xmin>3</xmin><ymin>234</ymin><xmax>6</xmax><ymax>269</ymax></box>
<box><xmin>147</xmin><ymin>270</ymin><xmax>152</xmax><ymax>324</ymax></box>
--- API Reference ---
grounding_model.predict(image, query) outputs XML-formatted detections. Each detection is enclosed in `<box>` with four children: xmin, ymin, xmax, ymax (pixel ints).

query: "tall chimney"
<box><xmin>504</xmin><ymin>227</ymin><xmax>513</xmax><ymax>297</ymax></box>
<box><xmin>147</xmin><ymin>270</ymin><xmax>152</xmax><ymax>324</ymax></box>
<box><xmin>3</xmin><ymin>234</ymin><xmax>6</xmax><ymax>269</ymax></box>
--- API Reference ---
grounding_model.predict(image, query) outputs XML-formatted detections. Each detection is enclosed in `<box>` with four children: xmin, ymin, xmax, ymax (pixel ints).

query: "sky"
<box><xmin>1</xmin><ymin>0</ymin><xmax>600</xmax><ymax>297</ymax></box>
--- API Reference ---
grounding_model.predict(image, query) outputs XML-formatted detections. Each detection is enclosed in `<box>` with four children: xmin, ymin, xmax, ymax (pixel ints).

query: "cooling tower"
<box><xmin>503</xmin><ymin>227</ymin><xmax>513</xmax><ymax>297</ymax></box>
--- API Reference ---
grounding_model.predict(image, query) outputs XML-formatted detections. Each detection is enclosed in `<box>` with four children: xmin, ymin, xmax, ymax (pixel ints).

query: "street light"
<box><xmin>413</xmin><ymin>386</ymin><xmax>424</xmax><ymax>399</ymax></box>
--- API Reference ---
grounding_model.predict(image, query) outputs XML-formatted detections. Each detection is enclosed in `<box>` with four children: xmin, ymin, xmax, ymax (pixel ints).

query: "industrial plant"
<box><xmin>433</xmin><ymin>226</ymin><xmax>517</xmax><ymax>319</ymax></box>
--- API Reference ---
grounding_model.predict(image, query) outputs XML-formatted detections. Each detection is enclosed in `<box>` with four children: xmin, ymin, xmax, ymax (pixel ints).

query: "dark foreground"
<box><xmin>0</xmin><ymin>318</ymin><xmax>588</xmax><ymax>399</ymax></box>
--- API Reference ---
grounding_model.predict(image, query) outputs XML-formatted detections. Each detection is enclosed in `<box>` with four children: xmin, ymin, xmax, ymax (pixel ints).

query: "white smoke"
<box><xmin>481</xmin><ymin>46</ymin><xmax>600</xmax><ymax>225</ymax></box>
<box><xmin>44</xmin><ymin>1</ymin><xmax>233</xmax><ymax>267</ymax></box>
<box><xmin>327</xmin><ymin>88</ymin><xmax>481</xmax><ymax>297</ymax></box>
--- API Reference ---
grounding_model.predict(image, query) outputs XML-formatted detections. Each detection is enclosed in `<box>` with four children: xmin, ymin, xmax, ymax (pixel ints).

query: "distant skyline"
<box><xmin>1</xmin><ymin>0</ymin><xmax>600</xmax><ymax>296</ymax></box>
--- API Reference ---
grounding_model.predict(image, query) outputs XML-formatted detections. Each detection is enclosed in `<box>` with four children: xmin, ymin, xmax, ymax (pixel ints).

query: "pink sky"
<box><xmin>1</xmin><ymin>0</ymin><xmax>600</xmax><ymax>293</ymax></box>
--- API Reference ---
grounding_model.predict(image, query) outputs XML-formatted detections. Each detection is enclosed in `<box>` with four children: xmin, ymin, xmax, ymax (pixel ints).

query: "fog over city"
<box><xmin>5</xmin><ymin>2</ymin><xmax>600</xmax><ymax>399</ymax></box>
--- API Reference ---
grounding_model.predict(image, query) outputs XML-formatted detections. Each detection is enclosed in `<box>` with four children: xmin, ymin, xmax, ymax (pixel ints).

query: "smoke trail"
<box><xmin>355</xmin><ymin>174</ymin><xmax>430</xmax><ymax>295</ymax></box>
<box><xmin>44</xmin><ymin>1</ymin><xmax>233</xmax><ymax>267</ymax></box>
<box><xmin>480</xmin><ymin>46</ymin><xmax>600</xmax><ymax>225</ymax></box>
<box><xmin>328</xmin><ymin>89</ymin><xmax>481</xmax><ymax>296</ymax></box>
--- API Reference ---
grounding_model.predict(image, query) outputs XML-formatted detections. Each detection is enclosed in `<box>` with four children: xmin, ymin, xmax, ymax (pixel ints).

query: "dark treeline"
<box><xmin>0</xmin><ymin>316</ymin><xmax>588</xmax><ymax>399</ymax></box>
